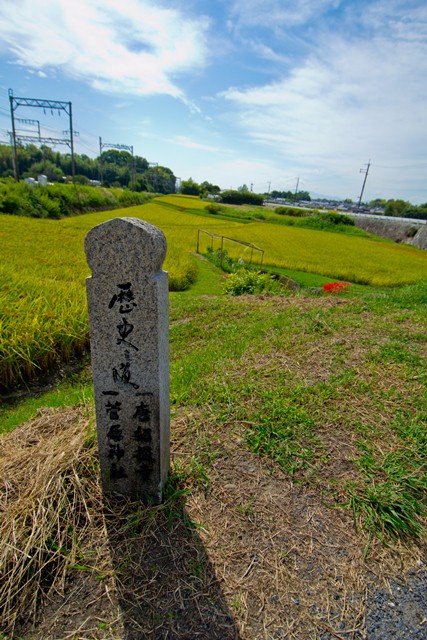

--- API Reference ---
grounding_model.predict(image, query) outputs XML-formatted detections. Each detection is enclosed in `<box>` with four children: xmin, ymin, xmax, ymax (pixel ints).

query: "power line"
<box><xmin>99</xmin><ymin>136</ymin><xmax>135</xmax><ymax>187</ymax></box>
<box><xmin>8</xmin><ymin>88</ymin><xmax>76</xmax><ymax>183</ymax></box>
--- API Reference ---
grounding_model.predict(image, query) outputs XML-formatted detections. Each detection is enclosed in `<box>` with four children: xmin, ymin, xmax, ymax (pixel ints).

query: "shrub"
<box><xmin>205</xmin><ymin>247</ymin><xmax>235</xmax><ymax>273</ymax></box>
<box><xmin>38</xmin><ymin>192</ymin><xmax>62</xmax><ymax>219</ymax></box>
<box><xmin>167</xmin><ymin>248</ymin><xmax>198</xmax><ymax>291</ymax></box>
<box><xmin>1</xmin><ymin>191</ymin><xmax>24</xmax><ymax>214</ymax></box>
<box><xmin>224</xmin><ymin>270</ymin><xmax>284</xmax><ymax>296</ymax></box>
<box><xmin>0</xmin><ymin>181</ymin><xmax>153</xmax><ymax>218</ymax></box>
<box><xmin>275</xmin><ymin>206</ymin><xmax>308</xmax><ymax>217</ymax></box>
<box><xmin>316</xmin><ymin>211</ymin><xmax>354</xmax><ymax>226</ymax></box>
<box><xmin>204</xmin><ymin>203</ymin><xmax>223</xmax><ymax>215</ymax></box>
<box><xmin>220</xmin><ymin>190</ymin><xmax>264</xmax><ymax>206</ymax></box>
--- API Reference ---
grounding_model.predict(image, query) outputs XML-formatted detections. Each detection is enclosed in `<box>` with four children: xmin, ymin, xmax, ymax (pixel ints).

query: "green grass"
<box><xmin>2</xmin><ymin>195</ymin><xmax>427</xmax><ymax>389</ymax></box>
<box><xmin>175</xmin><ymin>255</ymin><xmax>225</xmax><ymax>296</ymax></box>
<box><xmin>348</xmin><ymin>411</ymin><xmax>427</xmax><ymax>540</ymax></box>
<box><xmin>2</xmin><ymin>196</ymin><xmax>427</xmax><ymax>544</ymax></box>
<box><xmin>0</xmin><ymin>363</ymin><xmax>93</xmax><ymax>434</ymax></box>
<box><xmin>1</xmin><ymin>270</ymin><xmax>427</xmax><ymax>542</ymax></box>
<box><xmin>168</xmin><ymin>283</ymin><xmax>427</xmax><ymax>540</ymax></box>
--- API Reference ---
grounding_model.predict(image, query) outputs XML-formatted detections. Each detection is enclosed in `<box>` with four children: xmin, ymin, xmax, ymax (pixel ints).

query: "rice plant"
<box><xmin>2</xmin><ymin>195</ymin><xmax>427</xmax><ymax>387</ymax></box>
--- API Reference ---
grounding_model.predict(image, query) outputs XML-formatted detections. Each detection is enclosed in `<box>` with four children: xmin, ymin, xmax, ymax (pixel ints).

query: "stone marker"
<box><xmin>85</xmin><ymin>217</ymin><xmax>170</xmax><ymax>504</ymax></box>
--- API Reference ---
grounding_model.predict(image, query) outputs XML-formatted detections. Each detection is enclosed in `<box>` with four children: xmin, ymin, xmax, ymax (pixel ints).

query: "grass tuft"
<box><xmin>0</xmin><ymin>406</ymin><xmax>102</xmax><ymax>633</ymax></box>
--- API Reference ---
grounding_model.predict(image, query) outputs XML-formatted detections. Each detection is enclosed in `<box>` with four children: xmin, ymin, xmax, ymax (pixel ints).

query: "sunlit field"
<box><xmin>2</xmin><ymin>196</ymin><xmax>427</xmax><ymax>387</ymax></box>
<box><xmin>217</xmin><ymin>222</ymin><xmax>427</xmax><ymax>286</ymax></box>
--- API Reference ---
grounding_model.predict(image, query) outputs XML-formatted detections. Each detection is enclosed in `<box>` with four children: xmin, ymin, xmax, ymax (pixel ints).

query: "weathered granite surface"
<box><xmin>85</xmin><ymin>217</ymin><xmax>169</xmax><ymax>503</ymax></box>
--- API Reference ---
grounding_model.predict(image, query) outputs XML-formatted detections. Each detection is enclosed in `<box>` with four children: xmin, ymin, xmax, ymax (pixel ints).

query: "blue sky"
<box><xmin>0</xmin><ymin>0</ymin><xmax>426</xmax><ymax>203</ymax></box>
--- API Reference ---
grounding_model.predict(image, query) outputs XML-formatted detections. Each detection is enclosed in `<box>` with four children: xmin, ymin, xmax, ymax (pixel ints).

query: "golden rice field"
<box><xmin>218</xmin><ymin>223</ymin><xmax>427</xmax><ymax>286</ymax></box>
<box><xmin>2</xmin><ymin>195</ymin><xmax>427</xmax><ymax>388</ymax></box>
<box><xmin>154</xmin><ymin>193</ymin><xmax>212</xmax><ymax>210</ymax></box>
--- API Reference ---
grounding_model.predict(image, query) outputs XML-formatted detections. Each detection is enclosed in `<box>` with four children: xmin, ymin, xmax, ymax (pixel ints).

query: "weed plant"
<box><xmin>224</xmin><ymin>270</ymin><xmax>284</xmax><ymax>296</ymax></box>
<box><xmin>205</xmin><ymin>247</ymin><xmax>236</xmax><ymax>273</ymax></box>
<box><xmin>204</xmin><ymin>247</ymin><xmax>285</xmax><ymax>294</ymax></box>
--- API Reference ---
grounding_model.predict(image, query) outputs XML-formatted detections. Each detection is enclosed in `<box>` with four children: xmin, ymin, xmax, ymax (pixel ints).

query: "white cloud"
<box><xmin>362</xmin><ymin>0</ymin><xmax>427</xmax><ymax>40</ymax></box>
<box><xmin>220</xmin><ymin>7</ymin><xmax>427</xmax><ymax>199</ymax></box>
<box><xmin>246</xmin><ymin>40</ymin><xmax>291</xmax><ymax>64</ymax></box>
<box><xmin>229</xmin><ymin>0</ymin><xmax>341</xmax><ymax>28</ymax></box>
<box><xmin>172</xmin><ymin>135</ymin><xmax>222</xmax><ymax>153</ymax></box>
<box><xmin>0</xmin><ymin>0</ymin><xmax>209</xmax><ymax>101</ymax></box>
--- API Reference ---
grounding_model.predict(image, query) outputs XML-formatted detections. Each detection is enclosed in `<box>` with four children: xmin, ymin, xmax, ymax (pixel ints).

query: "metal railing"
<box><xmin>196</xmin><ymin>229</ymin><xmax>264</xmax><ymax>266</ymax></box>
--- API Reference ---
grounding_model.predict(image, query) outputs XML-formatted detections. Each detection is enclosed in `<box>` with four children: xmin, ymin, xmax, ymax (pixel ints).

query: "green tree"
<box><xmin>296</xmin><ymin>190</ymin><xmax>311</xmax><ymax>201</ymax></box>
<box><xmin>200</xmin><ymin>180</ymin><xmax>220</xmax><ymax>195</ymax></box>
<box><xmin>369</xmin><ymin>198</ymin><xmax>386</xmax><ymax>208</ymax></box>
<box><xmin>181</xmin><ymin>178</ymin><xmax>200</xmax><ymax>195</ymax></box>
<box><xmin>0</xmin><ymin>144</ymin><xmax>13</xmax><ymax>176</ymax></box>
<box><xmin>384</xmin><ymin>199</ymin><xmax>411</xmax><ymax>217</ymax></box>
<box><xmin>146</xmin><ymin>166</ymin><xmax>176</xmax><ymax>194</ymax></box>
<box><xmin>25</xmin><ymin>160</ymin><xmax>64</xmax><ymax>182</ymax></box>
<box><xmin>221</xmin><ymin>189</ymin><xmax>263</xmax><ymax>206</ymax></box>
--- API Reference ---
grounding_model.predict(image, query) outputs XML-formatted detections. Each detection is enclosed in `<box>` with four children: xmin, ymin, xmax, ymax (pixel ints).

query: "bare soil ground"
<box><xmin>1</xmin><ymin>405</ymin><xmax>426</xmax><ymax>640</ymax></box>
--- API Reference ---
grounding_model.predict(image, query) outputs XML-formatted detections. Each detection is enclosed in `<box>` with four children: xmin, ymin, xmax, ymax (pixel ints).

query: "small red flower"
<box><xmin>322</xmin><ymin>281</ymin><xmax>351</xmax><ymax>294</ymax></box>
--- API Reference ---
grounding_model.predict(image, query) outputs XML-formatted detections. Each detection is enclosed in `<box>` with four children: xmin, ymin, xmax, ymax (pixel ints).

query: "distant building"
<box><xmin>37</xmin><ymin>174</ymin><xmax>48</xmax><ymax>186</ymax></box>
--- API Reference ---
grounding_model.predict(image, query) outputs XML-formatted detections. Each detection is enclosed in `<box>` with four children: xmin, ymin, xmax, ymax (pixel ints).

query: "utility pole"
<box><xmin>9</xmin><ymin>88</ymin><xmax>76</xmax><ymax>183</ymax></box>
<box><xmin>148</xmin><ymin>162</ymin><xmax>160</xmax><ymax>192</ymax></box>
<box><xmin>357</xmin><ymin>161</ymin><xmax>371</xmax><ymax>211</ymax></box>
<box><xmin>267</xmin><ymin>181</ymin><xmax>271</xmax><ymax>193</ymax></box>
<box><xmin>250</xmin><ymin>182</ymin><xmax>253</xmax><ymax>192</ymax></box>
<box><xmin>9</xmin><ymin>90</ymin><xmax>18</xmax><ymax>181</ymax></box>
<box><xmin>98</xmin><ymin>137</ymin><xmax>103</xmax><ymax>184</ymax></box>
<box><xmin>294</xmin><ymin>176</ymin><xmax>300</xmax><ymax>200</ymax></box>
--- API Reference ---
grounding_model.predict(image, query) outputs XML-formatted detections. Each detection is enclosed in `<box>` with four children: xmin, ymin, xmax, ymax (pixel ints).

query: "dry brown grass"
<box><xmin>0</xmin><ymin>407</ymin><xmax>105</xmax><ymax>634</ymax></box>
<box><xmin>1</xmin><ymin>404</ymin><xmax>425</xmax><ymax>640</ymax></box>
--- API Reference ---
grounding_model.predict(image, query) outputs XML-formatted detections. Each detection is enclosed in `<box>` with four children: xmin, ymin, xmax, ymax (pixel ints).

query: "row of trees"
<box><xmin>3</xmin><ymin>144</ymin><xmax>426</xmax><ymax>218</ymax></box>
<box><xmin>0</xmin><ymin>144</ymin><xmax>176</xmax><ymax>194</ymax></box>
<box><xmin>368</xmin><ymin>198</ymin><xmax>427</xmax><ymax>220</ymax></box>
<box><xmin>180</xmin><ymin>179</ymin><xmax>312</xmax><ymax>203</ymax></box>
<box><xmin>269</xmin><ymin>189</ymin><xmax>311</xmax><ymax>202</ymax></box>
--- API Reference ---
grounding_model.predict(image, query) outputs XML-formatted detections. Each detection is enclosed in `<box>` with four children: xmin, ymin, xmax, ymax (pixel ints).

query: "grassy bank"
<box><xmin>0</xmin><ymin>180</ymin><xmax>154</xmax><ymax>218</ymax></box>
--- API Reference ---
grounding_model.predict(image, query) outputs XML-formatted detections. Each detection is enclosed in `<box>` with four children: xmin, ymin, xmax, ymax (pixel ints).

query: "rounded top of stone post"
<box><xmin>85</xmin><ymin>217</ymin><xmax>167</xmax><ymax>278</ymax></box>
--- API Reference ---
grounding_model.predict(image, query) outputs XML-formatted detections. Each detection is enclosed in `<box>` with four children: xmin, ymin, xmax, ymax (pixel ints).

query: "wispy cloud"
<box><xmin>246</xmin><ymin>40</ymin><xmax>291</xmax><ymax>64</ymax></box>
<box><xmin>172</xmin><ymin>135</ymin><xmax>222</xmax><ymax>153</ymax></box>
<box><xmin>221</xmin><ymin>1</ymin><xmax>427</xmax><ymax>197</ymax></box>
<box><xmin>0</xmin><ymin>0</ymin><xmax>209</xmax><ymax>102</ymax></box>
<box><xmin>229</xmin><ymin>0</ymin><xmax>341</xmax><ymax>28</ymax></box>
